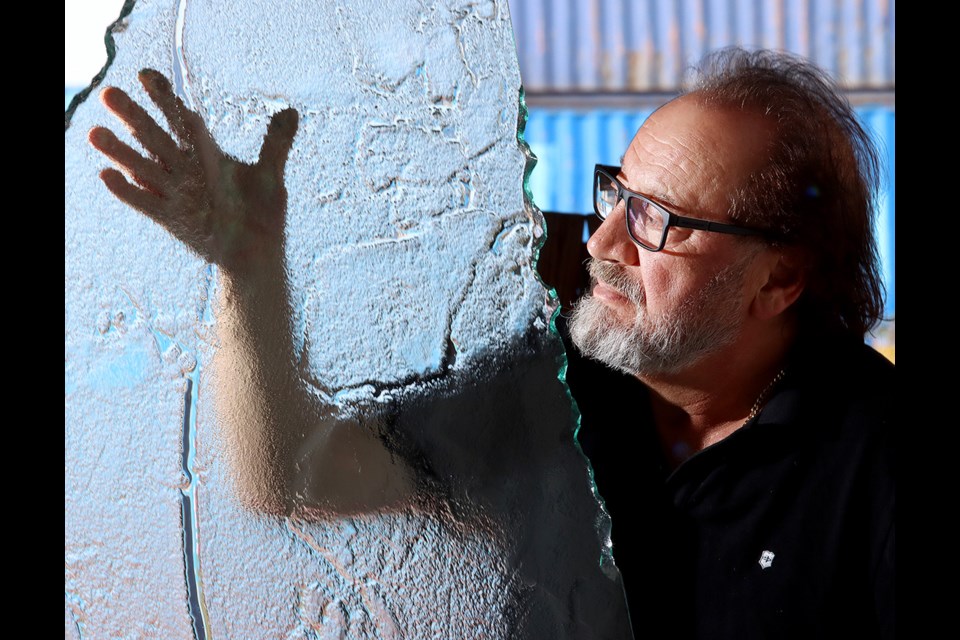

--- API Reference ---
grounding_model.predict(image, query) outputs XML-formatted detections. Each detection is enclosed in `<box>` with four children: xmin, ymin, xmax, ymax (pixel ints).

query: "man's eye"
<box><xmin>600</xmin><ymin>190</ymin><xmax>619</xmax><ymax>206</ymax></box>
<box><xmin>631</xmin><ymin>200</ymin><xmax>662</xmax><ymax>229</ymax></box>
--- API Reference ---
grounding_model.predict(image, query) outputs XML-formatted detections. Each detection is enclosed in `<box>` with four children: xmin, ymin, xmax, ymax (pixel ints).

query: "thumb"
<box><xmin>258</xmin><ymin>108</ymin><xmax>299</xmax><ymax>173</ymax></box>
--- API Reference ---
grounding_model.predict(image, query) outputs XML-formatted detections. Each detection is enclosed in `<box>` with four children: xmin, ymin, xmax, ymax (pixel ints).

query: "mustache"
<box><xmin>586</xmin><ymin>259</ymin><xmax>645</xmax><ymax>306</ymax></box>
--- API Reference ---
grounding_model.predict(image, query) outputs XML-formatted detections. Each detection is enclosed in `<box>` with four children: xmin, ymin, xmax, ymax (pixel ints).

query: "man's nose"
<box><xmin>586</xmin><ymin>201</ymin><xmax>640</xmax><ymax>266</ymax></box>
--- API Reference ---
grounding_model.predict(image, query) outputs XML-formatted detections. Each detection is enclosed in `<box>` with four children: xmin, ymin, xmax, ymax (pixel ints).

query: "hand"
<box><xmin>89</xmin><ymin>69</ymin><xmax>299</xmax><ymax>275</ymax></box>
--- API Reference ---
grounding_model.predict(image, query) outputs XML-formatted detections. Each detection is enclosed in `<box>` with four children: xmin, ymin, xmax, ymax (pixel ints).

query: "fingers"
<box><xmin>138</xmin><ymin>69</ymin><xmax>208</xmax><ymax>146</ymax></box>
<box><xmin>100</xmin><ymin>86</ymin><xmax>181</xmax><ymax>169</ymax></box>
<box><xmin>99</xmin><ymin>168</ymin><xmax>164</xmax><ymax>218</ymax></box>
<box><xmin>89</xmin><ymin>127</ymin><xmax>170</xmax><ymax>195</ymax></box>
<box><xmin>101</xmin><ymin>169</ymin><xmax>205</xmax><ymax>258</ymax></box>
<box><xmin>258</xmin><ymin>108</ymin><xmax>300</xmax><ymax>173</ymax></box>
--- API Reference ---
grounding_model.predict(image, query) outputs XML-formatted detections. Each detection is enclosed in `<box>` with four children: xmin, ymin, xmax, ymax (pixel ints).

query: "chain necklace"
<box><xmin>745</xmin><ymin>368</ymin><xmax>787</xmax><ymax>425</ymax></box>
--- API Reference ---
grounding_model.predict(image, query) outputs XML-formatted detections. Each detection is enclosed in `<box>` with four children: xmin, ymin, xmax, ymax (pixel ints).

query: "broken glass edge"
<box><xmin>64</xmin><ymin>0</ymin><xmax>138</xmax><ymax>130</ymax></box>
<box><xmin>515</xmin><ymin>85</ymin><xmax>617</xmax><ymax>575</ymax></box>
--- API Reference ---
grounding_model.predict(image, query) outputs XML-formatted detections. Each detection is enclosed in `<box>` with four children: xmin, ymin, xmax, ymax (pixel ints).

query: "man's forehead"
<box><xmin>618</xmin><ymin>98</ymin><xmax>679</xmax><ymax>165</ymax></box>
<box><xmin>619</xmin><ymin>96</ymin><xmax>773</xmax><ymax>214</ymax></box>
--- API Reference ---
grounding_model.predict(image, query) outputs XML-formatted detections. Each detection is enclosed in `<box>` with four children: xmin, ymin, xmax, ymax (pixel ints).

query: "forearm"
<box><xmin>212</xmin><ymin>250</ymin><xmax>309</xmax><ymax>514</ymax></box>
<box><xmin>212</xmin><ymin>250</ymin><xmax>414</xmax><ymax>516</ymax></box>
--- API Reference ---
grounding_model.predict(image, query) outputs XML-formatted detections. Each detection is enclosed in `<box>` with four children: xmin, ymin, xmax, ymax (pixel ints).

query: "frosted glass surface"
<box><xmin>65</xmin><ymin>1</ymin><xmax>631</xmax><ymax>637</ymax></box>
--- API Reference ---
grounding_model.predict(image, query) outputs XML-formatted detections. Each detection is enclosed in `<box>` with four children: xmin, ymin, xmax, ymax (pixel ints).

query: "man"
<box><xmin>562</xmin><ymin>48</ymin><xmax>894</xmax><ymax>638</ymax></box>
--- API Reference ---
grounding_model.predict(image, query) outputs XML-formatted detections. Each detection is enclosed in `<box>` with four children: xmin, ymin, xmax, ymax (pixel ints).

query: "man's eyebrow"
<box><xmin>619</xmin><ymin>154</ymin><xmax>625</xmax><ymax>164</ymax></box>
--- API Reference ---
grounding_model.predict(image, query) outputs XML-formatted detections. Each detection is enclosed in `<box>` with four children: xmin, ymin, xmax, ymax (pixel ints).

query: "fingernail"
<box><xmin>89</xmin><ymin>127</ymin><xmax>109</xmax><ymax>145</ymax></box>
<box><xmin>141</xmin><ymin>69</ymin><xmax>169</xmax><ymax>89</ymax></box>
<box><xmin>278</xmin><ymin>109</ymin><xmax>298</xmax><ymax>128</ymax></box>
<box><xmin>101</xmin><ymin>87</ymin><xmax>126</xmax><ymax>107</ymax></box>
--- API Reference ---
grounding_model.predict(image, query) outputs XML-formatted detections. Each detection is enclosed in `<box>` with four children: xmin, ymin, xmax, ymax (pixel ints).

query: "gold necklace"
<box><xmin>745</xmin><ymin>368</ymin><xmax>787</xmax><ymax>425</ymax></box>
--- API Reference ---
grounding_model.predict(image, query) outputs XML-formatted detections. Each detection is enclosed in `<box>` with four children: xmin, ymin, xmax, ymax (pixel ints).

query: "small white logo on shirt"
<box><xmin>759</xmin><ymin>550</ymin><xmax>775</xmax><ymax>569</ymax></box>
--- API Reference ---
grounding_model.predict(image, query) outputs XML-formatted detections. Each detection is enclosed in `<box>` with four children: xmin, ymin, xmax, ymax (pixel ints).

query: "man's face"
<box><xmin>569</xmin><ymin>95</ymin><xmax>775</xmax><ymax>377</ymax></box>
<box><xmin>569</xmin><ymin>251</ymin><xmax>757</xmax><ymax>376</ymax></box>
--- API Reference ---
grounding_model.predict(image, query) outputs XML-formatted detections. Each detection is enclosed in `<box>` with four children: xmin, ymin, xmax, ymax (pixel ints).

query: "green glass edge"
<box><xmin>64</xmin><ymin>0</ymin><xmax>138</xmax><ymax>131</ymax></box>
<box><xmin>515</xmin><ymin>85</ymin><xmax>618</xmax><ymax>575</ymax></box>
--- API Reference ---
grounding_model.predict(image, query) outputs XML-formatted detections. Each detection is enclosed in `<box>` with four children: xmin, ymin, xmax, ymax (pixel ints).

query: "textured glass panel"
<box><xmin>65</xmin><ymin>1</ymin><xmax>631</xmax><ymax>637</ymax></box>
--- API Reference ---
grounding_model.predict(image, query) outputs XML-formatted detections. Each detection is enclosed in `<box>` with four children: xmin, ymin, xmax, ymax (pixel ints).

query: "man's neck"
<box><xmin>639</xmin><ymin>323</ymin><xmax>795</xmax><ymax>468</ymax></box>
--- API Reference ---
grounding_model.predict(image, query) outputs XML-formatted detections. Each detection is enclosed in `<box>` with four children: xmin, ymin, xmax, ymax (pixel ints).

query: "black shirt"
<box><xmin>562</xmin><ymin>327</ymin><xmax>895</xmax><ymax>639</ymax></box>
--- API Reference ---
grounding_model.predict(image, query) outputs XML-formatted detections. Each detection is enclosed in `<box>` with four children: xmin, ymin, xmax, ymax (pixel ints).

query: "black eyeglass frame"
<box><xmin>594</xmin><ymin>164</ymin><xmax>780</xmax><ymax>252</ymax></box>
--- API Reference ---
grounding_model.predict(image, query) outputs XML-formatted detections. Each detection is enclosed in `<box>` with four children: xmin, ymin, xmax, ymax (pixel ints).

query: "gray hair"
<box><xmin>683</xmin><ymin>47</ymin><xmax>885</xmax><ymax>338</ymax></box>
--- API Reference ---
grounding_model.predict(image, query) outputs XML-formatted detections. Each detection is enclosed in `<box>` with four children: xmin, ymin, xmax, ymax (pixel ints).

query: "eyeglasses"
<box><xmin>593</xmin><ymin>164</ymin><xmax>778</xmax><ymax>252</ymax></box>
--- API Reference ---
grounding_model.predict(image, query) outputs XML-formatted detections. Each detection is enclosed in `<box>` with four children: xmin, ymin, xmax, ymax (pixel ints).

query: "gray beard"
<box><xmin>568</xmin><ymin>258</ymin><xmax>750</xmax><ymax>377</ymax></box>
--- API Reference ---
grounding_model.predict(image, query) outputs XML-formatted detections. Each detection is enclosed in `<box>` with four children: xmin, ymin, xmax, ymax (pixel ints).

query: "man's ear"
<box><xmin>750</xmin><ymin>247</ymin><xmax>807</xmax><ymax>321</ymax></box>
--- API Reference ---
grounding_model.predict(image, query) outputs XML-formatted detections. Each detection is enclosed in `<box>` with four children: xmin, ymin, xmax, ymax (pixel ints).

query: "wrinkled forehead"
<box><xmin>620</xmin><ymin>95</ymin><xmax>775</xmax><ymax>215</ymax></box>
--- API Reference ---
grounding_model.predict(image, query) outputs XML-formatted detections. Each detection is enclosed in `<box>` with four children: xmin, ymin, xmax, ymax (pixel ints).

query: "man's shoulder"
<box><xmin>775</xmin><ymin>335</ymin><xmax>894</xmax><ymax>420</ymax></box>
<box><xmin>758</xmin><ymin>335</ymin><xmax>895</xmax><ymax>477</ymax></box>
<box><xmin>818</xmin><ymin>338</ymin><xmax>895</xmax><ymax>421</ymax></box>
<box><xmin>840</xmin><ymin>339</ymin><xmax>895</xmax><ymax>390</ymax></box>
<box><xmin>799</xmin><ymin>335</ymin><xmax>894</xmax><ymax>387</ymax></box>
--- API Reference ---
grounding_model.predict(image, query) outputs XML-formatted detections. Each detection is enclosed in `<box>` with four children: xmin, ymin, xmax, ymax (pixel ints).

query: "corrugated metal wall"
<box><xmin>509</xmin><ymin>0</ymin><xmax>894</xmax><ymax>91</ymax></box>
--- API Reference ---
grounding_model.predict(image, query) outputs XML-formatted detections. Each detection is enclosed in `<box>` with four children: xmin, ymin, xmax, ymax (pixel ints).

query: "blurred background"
<box><xmin>66</xmin><ymin>0</ymin><xmax>894</xmax><ymax>360</ymax></box>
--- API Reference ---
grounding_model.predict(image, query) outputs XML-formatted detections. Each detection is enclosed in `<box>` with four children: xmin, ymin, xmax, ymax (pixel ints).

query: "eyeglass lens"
<box><xmin>594</xmin><ymin>170</ymin><xmax>665</xmax><ymax>250</ymax></box>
